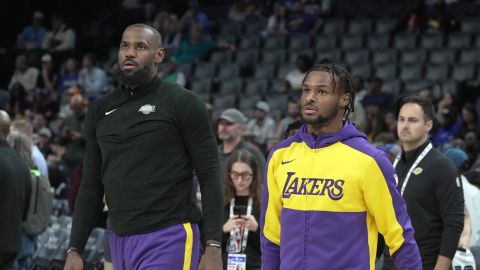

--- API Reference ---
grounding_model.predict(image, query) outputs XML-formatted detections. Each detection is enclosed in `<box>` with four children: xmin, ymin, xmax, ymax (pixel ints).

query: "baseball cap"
<box><xmin>444</xmin><ymin>148</ymin><xmax>468</xmax><ymax>169</ymax></box>
<box><xmin>255</xmin><ymin>101</ymin><xmax>270</xmax><ymax>113</ymax></box>
<box><xmin>219</xmin><ymin>108</ymin><xmax>247</xmax><ymax>125</ymax></box>
<box><xmin>41</xmin><ymin>54</ymin><xmax>52</xmax><ymax>63</ymax></box>
<box><xmin>38</xmin><ymin>127</ymin><xmax>52</xmax><ymax>139</ymax></box>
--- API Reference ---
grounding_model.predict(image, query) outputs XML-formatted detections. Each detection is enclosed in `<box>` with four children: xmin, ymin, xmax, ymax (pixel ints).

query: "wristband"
<box><xmin>67</xmin><ymin>247</ymin><xmax>81</xmax><ymax>255</ymax></box>
<box><xmin>206</xmin><ymin>242</ymin><xmax>221</xmax><ymax>248</ymax></box>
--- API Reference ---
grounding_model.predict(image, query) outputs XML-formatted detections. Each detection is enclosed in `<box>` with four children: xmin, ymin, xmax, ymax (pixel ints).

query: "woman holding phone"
<box><xmin>222</xmin><ymin>150</ymin><xmax>262</xmax><ymax>270</ymax></box>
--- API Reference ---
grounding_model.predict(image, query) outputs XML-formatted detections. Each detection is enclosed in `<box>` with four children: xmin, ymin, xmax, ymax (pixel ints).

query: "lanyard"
<box><xmin>393</xmin><ymin>143</ymin><xmax>433</xmax><ymax>196</ymax></box>
<box><xmin>228</xmin><ymin>197</ymin><xmax>253</xmax><ymax>254</ymax></box>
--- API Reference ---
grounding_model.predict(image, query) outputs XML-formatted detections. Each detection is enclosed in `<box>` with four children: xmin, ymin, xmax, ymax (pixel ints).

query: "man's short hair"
<box><xmin>399</xmin><ymin>96</ymin><xmax>436</xmax><ymax>122</ymax></box>
<box><xmin>126</xmin><ymin>23</ymin><xmax>162</xmax><ymax>46</ymax></box>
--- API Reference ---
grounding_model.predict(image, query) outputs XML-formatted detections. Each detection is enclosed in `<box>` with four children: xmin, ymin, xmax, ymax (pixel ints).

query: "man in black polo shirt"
<box><xmin>64</xmin><ymin>24</ymin><xmax>223</xmax><ymax>270</ymax></box>
<box><xmin>382</xmin><ymin>96</ymin><xmax>464</xmax><ymax>270</ymax></box>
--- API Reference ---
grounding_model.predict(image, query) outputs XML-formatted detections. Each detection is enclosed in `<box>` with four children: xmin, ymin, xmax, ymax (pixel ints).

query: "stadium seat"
<box><xmin>192</xmin><ymin>62</ymin><xmax>216</xmax><ymax>79</ymax></box>
<box><xmin>261</xmin><ymin>50</ymin><xmax>286</xmax><ymax>64</ymax></box>
<box><xmin>382</xmin><ymin>79</ymin><xmax>403</xmax><ymax>95</ymax></box>
<box><xmin>347</xmin><ymin>19</ymin><xmax>372</xmax><ymax>35</ymax></box>
<box><xmin>399</xmin><ymin>64</ymin><xmax>423</xmax><ymax>81</ymax></box>
<box><xmin>244</xmin><ymin>79</ymin><xmax>269</xmax><ymax>96</ymax></box>
<box><xmin>420</xmin><ymin>33</ymin><xmax>444</xmax><ymax>49</ymax></box>
<box><xmin>190</xmin><ymin>79</ymin><xmax>212</xmax><ymax>95</ymax></box>
<box><xmin>401</xmin><ymin>48</ymin><xmax>428</xmax><ymax>64</ymax></box>
<box><xmin>404</xmin><ymin>79</ymin><xmax>433</xmax><ymax>93</ymax></box>
<box><xmin>254</xmin><ymin>63</ymin><xmax>277</xmax><ymax>79</ymax></box>
<box><xmin>239</xmin><ymin>36</ymin><xmax>261</xmax><ymax>49</ymax></box>
<box><xmin>461</xmin><ymin>18</ymin><xmax>480</xmax><ymax>33</ymax></box>
<box><xmin>366</xmin><ymin>34</ymin><xmax>390</xmax><ymax>50</ymax></box>
<box><xmin>287</xmin><ymin>49</ymin><xmax>315</xmax><ymax>63</ymax></box>
<box><xmin>263</xmin><ymin>35</ymin><xmax>287</xmax><ymax>49</ymax></box>
<box><xmin>288</xmin><ymin>35</ymin><xmax>311</xmax><ymax>50</ymax></box>
<box><xmin>447</xmin><ymin>33</ymin><xmax>472</xmax><ymax>48</ymax></box>
<box><xmin>314</xmin><ymin>35</ymin><xmax>338</xmax><ymax>50</ymax></box>
<box><xmin>212</xmin><ymin>94</ymin><xmax>237</xmax><ymax>109</ymax></box>
<box><xmin>239</xmin><ymin>94</ymin><xmax>262</xmax><ymax>111</ymax></box>
<box><xmin>451</xmin><ymin>64</ymin><xmax>476</xmax><ymax>81</ymax></box>
<box><xmin>276</xmin><ymin>63</ymin><xmax>296</xmax><ymax>79</ymax></box>
<box><xmin>340</xmin><ymin>34</ymin><xmax>364</xmax><ymax>50</ymax></box>
<box><xmin>243</xmin><ymin>21</ymin><xmax>264</xmax><ymax>36</ymax></box>
<box><xmin>177</xmin><ymin>62</ymin><xmax>194</xmax><ymax>77</ymax></box>
<box><xmin>393</xmin><ymin>32</ymin><xmax>418</xmax><ymax>50</ymax></box>
<box><xmin>235</xmin><ymin>49</ymin><xmax>259</xmax><ymax>66</ymax></box>
<box><xmin>425</xmin><ymin>64</ymin><xmax>450</xmax><ymax>81</ymax></box>
<box><xmin>217</xmin><ymin>63</ymin><xmax>240</xmax><ymax>80</ymax></box>
<box><xmin>372</xmin><ymin>49</ymin><xmax>398</xmax><ymax>65</ymax></box>
<box><xmin>429</xmin><ymin>48</ymin><xmax>456</xmax><ymax>64</ymax></box>
<box><xmin>344</xmin><ymin>49</ymin><xmax>370</xmax><ymax>65</ymax></box>
<box><xmin>374</xmin><ymin>64</ymin><xmax>397</xmax><ymax>81</ymax></box>
<box><xmin>374</xmin><ymin>19</ymin><xmax>396</xmax><ymax>34</ymax></box>
<box><xmin>350</xmin><ymin>63</ymin><xmax>372</xmax><ymax>79</ymax></box>
<box><xmin>221</xmin><ymin>21</ymin><xmax>243</xmax><ymax>36</ymax></box>
<box><xmin>321</xmin><ymin>18</ymin><xmax>346</xmax><ymax>34</ymax></box>
<box><xmin>218</xmin><ymin>78</ymin><xmax>243</xmax><ymax>95</ymax></box>
<box><xmin>316</xmin><ymin>49</ymin><xmax>343</xmax><ymax>63</ymax></box>
<box><xmin>209</xmin><ymin>51</ymin><xmax>233</xmax><ymax>64</ymax></box>
<box><xmin>459</xmin><ymin>48</ymin><xmax>479</xmax><ymax>64</ymax></box>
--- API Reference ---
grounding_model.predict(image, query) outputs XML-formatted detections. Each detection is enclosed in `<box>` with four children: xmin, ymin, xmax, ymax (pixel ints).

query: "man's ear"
<box><xmin>425</xmin><ymin>119</ymin><xmax>433</xmax><ymax>132</ymax></box>
<box><xmin>155</xmin><ymin>48</ymin><xmax>165</xmax><ymax>64</ymax></box>
<box><xmin>340</xmin><ymin>93</ymin><xmax>350</xmax><ymax>108</ymax></box>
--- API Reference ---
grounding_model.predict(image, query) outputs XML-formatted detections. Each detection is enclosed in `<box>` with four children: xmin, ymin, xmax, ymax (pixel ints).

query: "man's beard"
<box><xmin>115</xmin><ymin>64</ymin><xmax>153</xmax><ymax>87</ymax></box>
<box><xmin>300</xmin><ymin>106</ymin><xmax>339</xmax><ymax>126</ymax></box>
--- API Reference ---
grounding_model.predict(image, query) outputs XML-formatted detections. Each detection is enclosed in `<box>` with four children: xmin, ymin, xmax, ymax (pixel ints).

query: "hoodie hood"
<box><xmin>298</xmin><ymin>121</ymin><xmax>367</xmax><ymax>149</ymax></box>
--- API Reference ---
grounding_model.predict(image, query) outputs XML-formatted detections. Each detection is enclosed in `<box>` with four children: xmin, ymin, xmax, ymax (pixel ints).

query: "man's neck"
<box><xmin>307</xmin><ymin>118</ymin><xmax>343</xmax><ymax>136</ymax></box>
<box><xmin>223</xmin><ymin>137</ymin><xmax>241</xmax><ymax>153</ymax></box>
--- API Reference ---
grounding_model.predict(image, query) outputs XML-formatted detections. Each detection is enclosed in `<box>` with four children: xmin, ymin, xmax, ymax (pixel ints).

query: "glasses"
<box><xmin>229</xmin><ymin>171</ymin><xmax>253</xmax><ymax>180</ymax></box>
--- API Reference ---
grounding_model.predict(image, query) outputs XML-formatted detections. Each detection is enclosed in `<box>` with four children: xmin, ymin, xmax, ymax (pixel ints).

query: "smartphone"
<box><xmin>233</xmin><ymin>205</ymin><xmax>247</xmax><ymax>216</ymax></box>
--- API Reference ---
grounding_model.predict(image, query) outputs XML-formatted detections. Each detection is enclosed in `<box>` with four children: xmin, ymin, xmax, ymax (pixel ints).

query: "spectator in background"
<box><xmin>432</xmin><ymin>105</ymin><xmax>461</xmax><ymax>149</ymax></box>
<box><xmin>36</xmin><ymin>54</ymin><xmax>59</xmax><ymax>118</ymax></box>
<box><xmin>349</xmin><ymin>75</ymin><xmax>367</xmax><ymax>132</ymax></box>
<box><xmin>426</xmin><ymin>2</ymin><xmax>459</xmax><ymax>33</ymax></box>
<box><xmin>7</xmin><ymin>83</ymin><xmax>32</xmax><ymax>119</ymax></box>
<box><xmin>285</xmin><ymin>54</ymin><xmax>313</xmax><ymax>92</ymax></box>
<box><xmin>304</xmin><ymin>0</ymin><xmax>331</xmax><ymax>17</ymax></box>
<box><xmin>9</xmin><ymin>55</ymin><xmax>39</xmax><ymax>100</ymax></box>
<box><xmin>286</xmin><ymin>0</ymin><xmax>323</xmax><ymax>35</ymax></box>
<box><xmin>37</xmin><ymin>127</ymin><xmax>53</xmax><ymax>159</ymax></box>
<box><xmin>42</xmin><ymin>14</ymin><xmax>76</xmax><ymax>57</ymax></box>
<box><xmin>56</xmin><ymin>57</ymin><xmax>80</xmax><ymax>100</ymax></box>
<box><xmin>179</xmin><ymin>0</ymin><xmax>209</xmax><ymax>35</ymax></box>
<box><xmin>362</xmin><ymin>77</ymin><xmax>394</xmax><ymax>113</ymax></box>
<box><xmin>158</xmin><ymin>59</ymin><xmax>186</xmax><ymax>87</ymax></box>
<box><xmin>221</xmin><ymin>150</ymin><xmax>262</xmax><ymax>270</ymax></box>
<box><xmin>364</xmin><ymin>105</ymin><xmax>387</xmax><ymax>142</ymax></box>
<box><xmin>246</xmin><ymin>101</ymin><xmax>276</xmax><ymax>155</ymax></box>
<box><xmin>217</xmin><ymin>108</ymin><xmax>266</xmax><ymax>178</ymax></box>
<box><xmin>0</xmin><ymin>116</ymin><xmax>30</xmax><ymax>270</ymax></box>
<box><xmin>16</xmin><ymin>11</ymin><xmax>47</xmax><ymax>51</ymax></box>
<box><xmin>152</xmin><ymin>11</ymin><xmax>182</xmax><ymax>53</ymax></box>
<box><xmin>265</xmin><ymin>2</ymin><xmax>288</xmax><ymax>36</ymax></box>
<box><xmin>228</xmin><ymin>0</ymin><xmax>258</xmax><ymax>22</ymax></box>
<box><xmin>173</xmin><ymin>25</ymin><xmax>235</xmax><ymax>64</ymax></box>
<box><xmin>464</xmin><ymin>131</ymin><xmax>480</xmax><ymax>172</ymax></box>
<box><xmin>458</xmin><ymin>103</ymin><xmax>480</xmax><ymax>140</ymax></box>
<box><xmin>392</xmin><ymin>1</ymin><xmax>427</xmax><ymax>33</ymax></box>
<box><xmin>418</xmin><ymin>88</ymin><xmax>434</xmax><ymax>103</ymax></box>
<box><xmin>10</xmin><ymin>119</ymin><xmax>49</xmax><ymax>178</ymax></box>
<box><xmin>78</xmin><ymin>53</ymin><xmax>109</xmax><ymax>100</ymax></box>
<box><xmin>275</xmin><ymin>98</ymin><xmax>300</xmax><ymax>144</ymax></box>
<box><xmin>60</xmin><ymin>94</ymin><xmax>86</xmax><ymax>177</ymax></box>
<box><xmin>32</xmin><ymin>113</ymin><xmax>47</xmax><ymax>133</ymax></box>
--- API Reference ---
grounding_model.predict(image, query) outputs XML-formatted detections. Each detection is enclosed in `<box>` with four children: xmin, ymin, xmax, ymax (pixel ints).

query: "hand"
<box><xmin>198</xmin><ymin>246</ymin><xmax>222</xmax><ymax>270</ymax></box>
<box><xmin>240</xmin><ymin>215</ymin><xmax>258</xmax><ymax>232</ymax></box>
<box><xmin>64</xmin><ymin>251</ymin><xmax>83</xmax><ymax>270</ymax></box>
<box><xmin>223</xmin><ymin>217</ymin><xmax>244</xmax><ymax>233</ymax></box>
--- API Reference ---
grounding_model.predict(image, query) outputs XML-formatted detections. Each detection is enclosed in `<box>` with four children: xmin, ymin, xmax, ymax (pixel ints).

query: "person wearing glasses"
<box><xmin>222</xmin><ymin>150</ymin><xmax>262</xmax><ymax>270</ymax></box>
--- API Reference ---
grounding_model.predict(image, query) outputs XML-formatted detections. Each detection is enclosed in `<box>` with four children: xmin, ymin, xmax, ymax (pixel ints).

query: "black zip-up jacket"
<box><xmin>384</xmin><ymin>141</ymin><xmax>464</xmax><ymax>270</ymax></box>
<box><xmin>69</xmin><ymin>77</ymin><xmax>223</xmax><ymax>251</ymax></box>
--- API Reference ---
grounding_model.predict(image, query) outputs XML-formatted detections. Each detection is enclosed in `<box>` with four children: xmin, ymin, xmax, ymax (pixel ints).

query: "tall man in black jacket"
<box><xmin>382</xmin><ymin>96</ymin><xmax>464</xmax><ymax>270</ymax></box>
<box><xmin>64</xmin><ymin>24</ymin><xmax>223</xmax><ymax>270</ymax></box>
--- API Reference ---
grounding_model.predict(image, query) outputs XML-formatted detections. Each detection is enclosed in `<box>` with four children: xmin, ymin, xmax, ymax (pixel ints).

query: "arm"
<box><xmin>260</xmin><ymin>152</ymin><xmax>282</xmax><ymax>270</ymax></box>
<box><xmin>458</xmin><ymin>206</ymin><xmax>471</xmax><ymax>248</ymax></box>
<box><xmin>434</xmin><ymin>164</ymin><xmax>464</xmax><ymax>266</ymax></box>
<box><xmin>53</xmin><ymin>29</ymin><xmax>76</xmax><ymax>51</ymax></box>
<box><xmin>179</xmin><ymin>92</ymin><xmax>223</xmax><ymax>269</ymax></box>
<box><xmin>363</xmin><ymin>153</ymin><xmax>421</xmax><ymax>269</ymax></box>
<box><xmin>67</xmin><ymin>102</ymin><xmax>104</xmax><ymax>252</ymax></box>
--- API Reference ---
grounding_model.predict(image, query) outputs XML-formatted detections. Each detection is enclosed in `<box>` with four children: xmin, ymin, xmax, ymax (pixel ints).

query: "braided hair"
<box><xmin>302</xmin><ymin>63</ymin><xmax>356</xmax><ymax>119</ymax></box>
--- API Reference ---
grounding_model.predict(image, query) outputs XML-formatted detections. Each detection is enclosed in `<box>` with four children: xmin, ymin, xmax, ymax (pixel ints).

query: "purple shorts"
<box><xmin>109</xmin><ymin>223</ymin><xmax>200</xmax><ymax>270</ymax></box>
